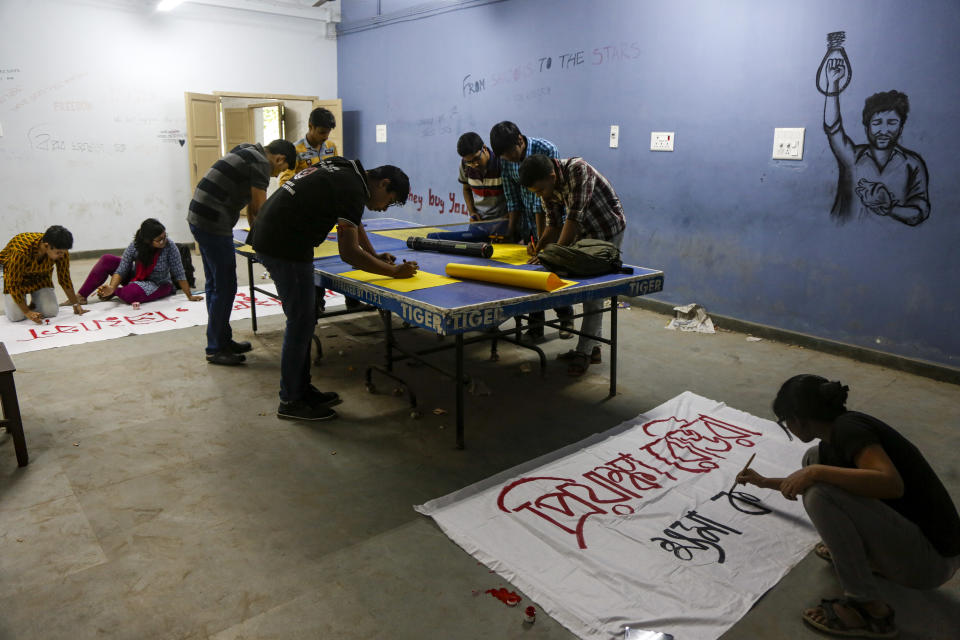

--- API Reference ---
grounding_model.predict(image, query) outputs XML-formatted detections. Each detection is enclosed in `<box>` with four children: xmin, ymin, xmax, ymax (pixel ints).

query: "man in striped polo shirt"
<box><xmin>458</xmin><ymin>132</ymin><xmax>507</xmax><ymax>237</ymax></box>
<box><xmin>427</xmin><ymin>133</ymin><xmax>507</xmax><ymax>243</ymax></box>
<box><xmin>187</xmin><ymin>139</ymin><xmax>296</xmax><ymax>365</ymax></box>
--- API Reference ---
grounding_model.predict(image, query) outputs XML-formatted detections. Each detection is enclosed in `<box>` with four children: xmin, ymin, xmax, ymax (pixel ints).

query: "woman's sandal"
<box><xmin>802</xmin><ymin>598</ymin><xmax>897</xmax><ymax>638</ymax></box>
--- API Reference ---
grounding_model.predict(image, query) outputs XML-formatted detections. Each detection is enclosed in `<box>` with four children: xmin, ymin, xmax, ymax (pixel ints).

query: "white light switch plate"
<box><xmin>650</xmin><ymin>131</ymin><xmax>674</xmax><ymax>151</ymax></box>
<box><xmin>376</xmin><ymin>124</ymin><xmax>387</xmax><ymax>143</ymax></box>
<box><xmin>772</xmin><ymin>127</ymin><xmax>804</xmax><ymax>160</ymax></box>
<box><xmin>609</xmin><ymin>125</ymin><xmax>619</xmax><ymax>148</ymax></box>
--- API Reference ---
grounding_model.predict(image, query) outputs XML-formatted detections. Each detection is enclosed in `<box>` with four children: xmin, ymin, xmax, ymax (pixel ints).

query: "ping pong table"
<box><xmin>235</xmin><ymin>218</ymin><xmax>665</xmax><ymax>448</ymax></box>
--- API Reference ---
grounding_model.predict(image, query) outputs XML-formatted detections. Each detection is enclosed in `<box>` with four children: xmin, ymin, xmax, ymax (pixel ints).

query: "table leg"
<box><xmin>247</xmin><ymin>256</ymin><xmax>258</xmax><ymax>333</ymax></box>
<box><xmin>0</xmin><ymin>376</ymin><xmax>28</xmax><ymax>467</ymax></box>
<box><xmin>382</xmin><ymin>310</ymin><xmax>395</xmax><ymax>372</ymax></box>
<box><xmin>610</xmin><ymin>295</ymin><xmax>618</xmax><ymax>398</ymax></box>
<box><xmin>456</xmin><ymin>333</ymin><xmax>465</xmax><ymax>450</ymax></box>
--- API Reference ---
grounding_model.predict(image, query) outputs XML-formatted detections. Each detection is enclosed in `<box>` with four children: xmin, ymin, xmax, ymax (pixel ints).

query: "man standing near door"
<box><xmin>291</xmin><ymin>107</ymin><xmax>338</xmax><ymax>175</ymax></box>
<box><xmin>187</xmin><ymin>139</ymin><xmax>296</xmax><ymax>366</ymax></box>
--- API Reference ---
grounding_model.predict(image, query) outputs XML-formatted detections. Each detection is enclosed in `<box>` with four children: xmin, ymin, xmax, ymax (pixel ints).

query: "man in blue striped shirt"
<box><xmin>187</xmin><ymin>139</ymin><xmax>296</xmax><ymax>365</ymax></box>
<box><xmin>491</xmin><ymin>121</ymin><xmax>573</xmax><ymax>340</ymax></box>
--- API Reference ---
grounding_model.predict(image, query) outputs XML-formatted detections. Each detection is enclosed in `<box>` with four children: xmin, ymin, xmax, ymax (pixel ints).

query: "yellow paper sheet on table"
<box><xmin>313</xmin><ymin>241</ymin><xmax>341</xmax><ymax>259</ymax></box>
<box><xmin>236</xmin><ymin>243</ymin><xmax>256</xmax><ymax>256</ymax></box>
<box><xmin>371</xmin><ymin>227</ymin><xmax>447</xmax><ymax>241</ymax></box>
<box><xmin>338</xmin><ymin>269</ymin><xmax>459</xmax><ymax>292</ymax></box>
<box><xmin>490</xmin><ymin>244</ymin><xmax>532</xmax><ymax>266</ymax></box>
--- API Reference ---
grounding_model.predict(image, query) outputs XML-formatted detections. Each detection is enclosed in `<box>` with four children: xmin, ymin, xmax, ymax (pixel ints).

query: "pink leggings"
<box><xmin>79</xmin><ymin>254</ymin><xmax>174</xmax><ymax>304</ymax></box>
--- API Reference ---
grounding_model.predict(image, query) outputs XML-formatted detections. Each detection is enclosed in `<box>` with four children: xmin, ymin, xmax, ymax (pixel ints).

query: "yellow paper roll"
<box><xmin>445</xmin><ymin>263</ymin><xmax>564</xmax><ymax>291</ymax></box>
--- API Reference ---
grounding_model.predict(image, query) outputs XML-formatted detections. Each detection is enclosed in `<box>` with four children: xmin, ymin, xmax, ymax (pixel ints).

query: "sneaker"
<box><xmin>206</xmin><ymin>351</ymin><xmax>246</xmax><ymax>366</ymax></box>
<box><xmin>306</xmin><ymin>386</ymin><xmax>342</xmax><ymax>407</ymax></box>
<box><xmin>227</xmin><ymin>340</ymin><xmax>253</xmax><ymax>354</ymax></box>
<box><xmin>559</xmin><ymin>319</ymin><xmax>575</xmax><ymax>339</ymax></box>
<box><xmin>277</xmin><ymin>400</ymin><xmax>338</xmax><ymax>422</ymax></box>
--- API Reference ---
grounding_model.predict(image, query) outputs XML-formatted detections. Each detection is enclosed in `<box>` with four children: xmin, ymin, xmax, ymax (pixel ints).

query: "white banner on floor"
<box><xmin>0</xmin><ymin>286</ymin><xmax>345</xmax><ymax>355</ymax></box>
<box><xmin>416</xmin><ymin>392</ymin><xmax>818</xmax><ymax>640</ymax></box>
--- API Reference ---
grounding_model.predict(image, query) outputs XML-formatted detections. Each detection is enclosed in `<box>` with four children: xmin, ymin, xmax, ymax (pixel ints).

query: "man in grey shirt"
<box><xmin>187</xmin><ymin>139</ymin><xmax>295</xmax><ymax>365</ymax></box>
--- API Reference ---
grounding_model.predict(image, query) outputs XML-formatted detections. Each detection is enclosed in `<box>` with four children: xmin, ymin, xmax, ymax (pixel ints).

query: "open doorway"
<box><xmin>183</xmin><ymin>91</ymin><xmax>344</xmax><ymax>191</ymax></box>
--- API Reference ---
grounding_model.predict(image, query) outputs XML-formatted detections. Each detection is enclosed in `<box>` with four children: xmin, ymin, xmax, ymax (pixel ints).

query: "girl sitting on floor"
<box><xmin>77</xmin><ymin>218</ymin><xmax>203</xmax><ymax>306</ymax></box>
<box><xmin>737</xmin><ymin>374</ymin><xmax>960</xmax><ymax>638</ymax></box>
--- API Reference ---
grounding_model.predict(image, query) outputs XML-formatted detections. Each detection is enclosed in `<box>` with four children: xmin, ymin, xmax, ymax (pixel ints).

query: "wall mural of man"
<box><xmin>821</xmin><ymin>39</ymin><xmax>931</xmax><ymax>226</ymax></box>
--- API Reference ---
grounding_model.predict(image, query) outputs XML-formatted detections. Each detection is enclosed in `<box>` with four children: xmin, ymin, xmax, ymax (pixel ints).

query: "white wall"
<box><xmin>0</xmin><ymin>0</ymin><xmax>337</xmax><ymax>251</ymax></box>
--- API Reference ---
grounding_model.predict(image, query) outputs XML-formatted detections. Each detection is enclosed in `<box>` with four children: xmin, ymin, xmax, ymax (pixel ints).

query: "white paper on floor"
<box><xmin>0</xmin><ymin>286</ymin><xmax>345</xmax><ymax>355</ymax></box>
<box><xmin>665</xmin><ymin>303</ymin><xmax>716</xmax><ymax>334</ymax></box>
<box><xmin>416</xmin><ymin>392</ymin><xmax>818</xmax><ymax>640</ymax></box>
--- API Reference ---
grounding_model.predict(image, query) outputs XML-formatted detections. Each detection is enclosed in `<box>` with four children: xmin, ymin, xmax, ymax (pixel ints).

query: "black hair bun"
<box><xmin>819</xmin><ymin>380</ymin><xmax>849</xmax><ymax>406</ymax></box>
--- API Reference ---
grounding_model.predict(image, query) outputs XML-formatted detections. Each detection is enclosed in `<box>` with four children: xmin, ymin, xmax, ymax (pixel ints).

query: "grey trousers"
<box><xmin>801</xmin><ymin>446</ymin><xmax>960</xmax><ymax>601</ymax></box>
<box><xmin>3</xmin><ymin>288</ymin><xmax>59</xmax><ymax>322</ymax></box>
<box><xmin>576</xmin><ymin>230</ymin><xmax>624</xmax><ymax>356</ymax></box>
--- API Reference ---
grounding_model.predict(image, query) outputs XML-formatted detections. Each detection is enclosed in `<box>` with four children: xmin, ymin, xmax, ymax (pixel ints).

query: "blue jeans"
<box><xmin>255</xmin><ymin>253</ymin><xmax>316</xmax><ymax>404</ymax></box>
<box><xmin>189</xmin><ymin>223</ymin><xmax>236</xmax><ymax>354</ymax></box>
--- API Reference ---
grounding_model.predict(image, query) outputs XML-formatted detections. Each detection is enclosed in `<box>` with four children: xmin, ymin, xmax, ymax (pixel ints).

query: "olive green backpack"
<box><xmin>536</xmin><ymin>239</ymin><xmax>623</xmax><ymax>277</ymax></box>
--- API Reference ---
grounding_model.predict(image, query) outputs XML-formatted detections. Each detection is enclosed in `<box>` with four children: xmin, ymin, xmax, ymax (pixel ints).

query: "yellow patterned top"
<box><xmin>0</xmin><ymin>232</ymin><xmax>73</xmax><ymax>305</ymax></box>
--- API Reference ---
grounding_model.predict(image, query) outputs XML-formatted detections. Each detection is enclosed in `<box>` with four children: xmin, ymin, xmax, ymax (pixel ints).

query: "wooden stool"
<box><xmin>0</xmin><ymin>342</ymin><xmax>28</xmax><ymax>467</ymax></box>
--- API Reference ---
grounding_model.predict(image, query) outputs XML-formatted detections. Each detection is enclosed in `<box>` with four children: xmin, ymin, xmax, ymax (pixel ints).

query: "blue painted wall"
<box><xmin>338</xmin><ymin>0</ymin><xmax>960</xmax><ymax>367</ymax></box>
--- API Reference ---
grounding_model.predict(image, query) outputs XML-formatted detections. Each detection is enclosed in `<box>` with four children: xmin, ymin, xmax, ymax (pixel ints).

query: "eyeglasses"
<box><xmin>462</xmin><ymin>148</ymin><xmax>485</xmax><ymax>166</ymax></box>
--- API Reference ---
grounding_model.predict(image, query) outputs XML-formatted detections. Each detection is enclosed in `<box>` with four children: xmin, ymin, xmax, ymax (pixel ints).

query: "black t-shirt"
<box><xmin>819</xmin><ymin>411</ymin><xmax>960</xmax><ymax>557</ymax></box>
<box><xmin>249</xmin><ymin>157</ymin><xmax>369</xmax><ymax>262</ymax></box>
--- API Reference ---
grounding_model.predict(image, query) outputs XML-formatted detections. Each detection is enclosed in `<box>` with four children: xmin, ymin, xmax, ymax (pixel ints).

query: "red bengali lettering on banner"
<box><xmin>495</xmin><ymin>414</ymin><xmax>764</xmax><ymax>549</ymax></box>
<box><xmin>233</xmin><ymin>292</ymin><xmax>282</xmax><ymax>311</ymax></box>
<box><xmin>123</xmin><ymin>311</ymin><xmax>179</xmax><ymax>325</ymax></box>
<box><xmin>18</xmin><ymin>320</ymin><xmax>109</xmax><ymax>341</ymax></box>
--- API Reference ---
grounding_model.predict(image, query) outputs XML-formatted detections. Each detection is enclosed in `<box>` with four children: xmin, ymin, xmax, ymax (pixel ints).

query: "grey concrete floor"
<box><xmin>1</xmin><ymin>256</ymin><xmax>958</xmax><ymax>639</ymax></box>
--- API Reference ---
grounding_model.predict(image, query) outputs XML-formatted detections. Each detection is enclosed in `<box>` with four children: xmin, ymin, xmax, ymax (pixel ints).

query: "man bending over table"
<box><xmin>519</xmin><ymin>155</ymin><xmax>627</xmax><ymax>377</ymax></box>
<box><xmin>249</xmin><ymin>158</ymin><xmax>418</xmax><ymax>422</ymax></box>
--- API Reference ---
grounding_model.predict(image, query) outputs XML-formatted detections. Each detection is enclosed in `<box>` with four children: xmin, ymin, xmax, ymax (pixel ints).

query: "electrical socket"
<box><xmin>609</xmin><ymin>125</ymin><xmax>619</xmax><ymax>148</ymax></box>
<box><xmin>376</xmin><ymin>124</ymin><xmax>387</xmax><ymax>143</ymax></box>
<box><xmin>772</xmin><ymin>127</ymin><xmax>804</xmax><ymax>160</ymax></box>
<box><xmin>650</xmin><ymin>131</ymin><xmax>674</xmax><ymax>152</ymax></box>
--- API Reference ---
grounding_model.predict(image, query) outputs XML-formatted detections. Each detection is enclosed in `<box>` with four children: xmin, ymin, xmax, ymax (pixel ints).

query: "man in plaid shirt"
<box><xmin>491</xmin><ymin>120</ymin><xmax>574</xmax><ymax>340</ymax></box>
<box><xmin>519</xmin><ymin>155</ymin><xmax>627</xmax><ymax>376</ymax></box>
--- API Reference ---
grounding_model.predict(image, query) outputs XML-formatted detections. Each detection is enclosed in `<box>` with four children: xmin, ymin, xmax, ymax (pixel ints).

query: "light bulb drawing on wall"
<box><xmin>819</xmin><ymin>31</ymin><xmax>930</xmax><ymax>227</ymax></box>
<box><xmin>816</xmin><ymin>31</ymin><xmax>852</xmax><ymax>96</ymax></box>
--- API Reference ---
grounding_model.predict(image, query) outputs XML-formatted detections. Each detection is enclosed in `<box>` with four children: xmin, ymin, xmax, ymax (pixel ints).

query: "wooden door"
<box><xmin>222</xmin><ymin>107</ymin><xmax>253</xmax><ymax>152</ymax></box>
<box><xmin>184</xmin><ymin>92</ymin><xmax>222</xmax><ymax>189</ymax></box>
<box><xmin>248</xmin><ymin>101</ymin><xmax>285</xmax><ymax>144</ymax></box>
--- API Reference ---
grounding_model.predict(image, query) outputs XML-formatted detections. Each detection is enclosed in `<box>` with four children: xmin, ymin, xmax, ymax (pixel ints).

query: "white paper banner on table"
<box><xmin>0</xmin><ymin>286</ymin><xmax>345</xmax><ymax>355</ymax></box>
<box><xmin>416</xmin><ymin>392</ymin><xmax>818</xmax><ymax>640</ymax></box>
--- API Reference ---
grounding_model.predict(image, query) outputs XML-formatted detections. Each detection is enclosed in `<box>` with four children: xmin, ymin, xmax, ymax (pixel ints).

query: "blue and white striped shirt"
<box><xmin>500</xmin><ymin>136</ymin><xmax>560</xmax><ymax>239</ymax></box>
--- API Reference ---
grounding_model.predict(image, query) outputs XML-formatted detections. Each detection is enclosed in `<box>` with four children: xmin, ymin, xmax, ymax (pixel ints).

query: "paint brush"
<box><xmin>729</xmin><ymin>452</ymin><xmax>756</xmax><ymax>495</ymax></box>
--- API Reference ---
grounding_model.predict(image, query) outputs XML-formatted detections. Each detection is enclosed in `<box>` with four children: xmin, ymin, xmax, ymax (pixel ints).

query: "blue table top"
<box><xmin>235</xmin><ymin>218</ymin><xmax>665</xmax><ymax>334</ymax></box>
